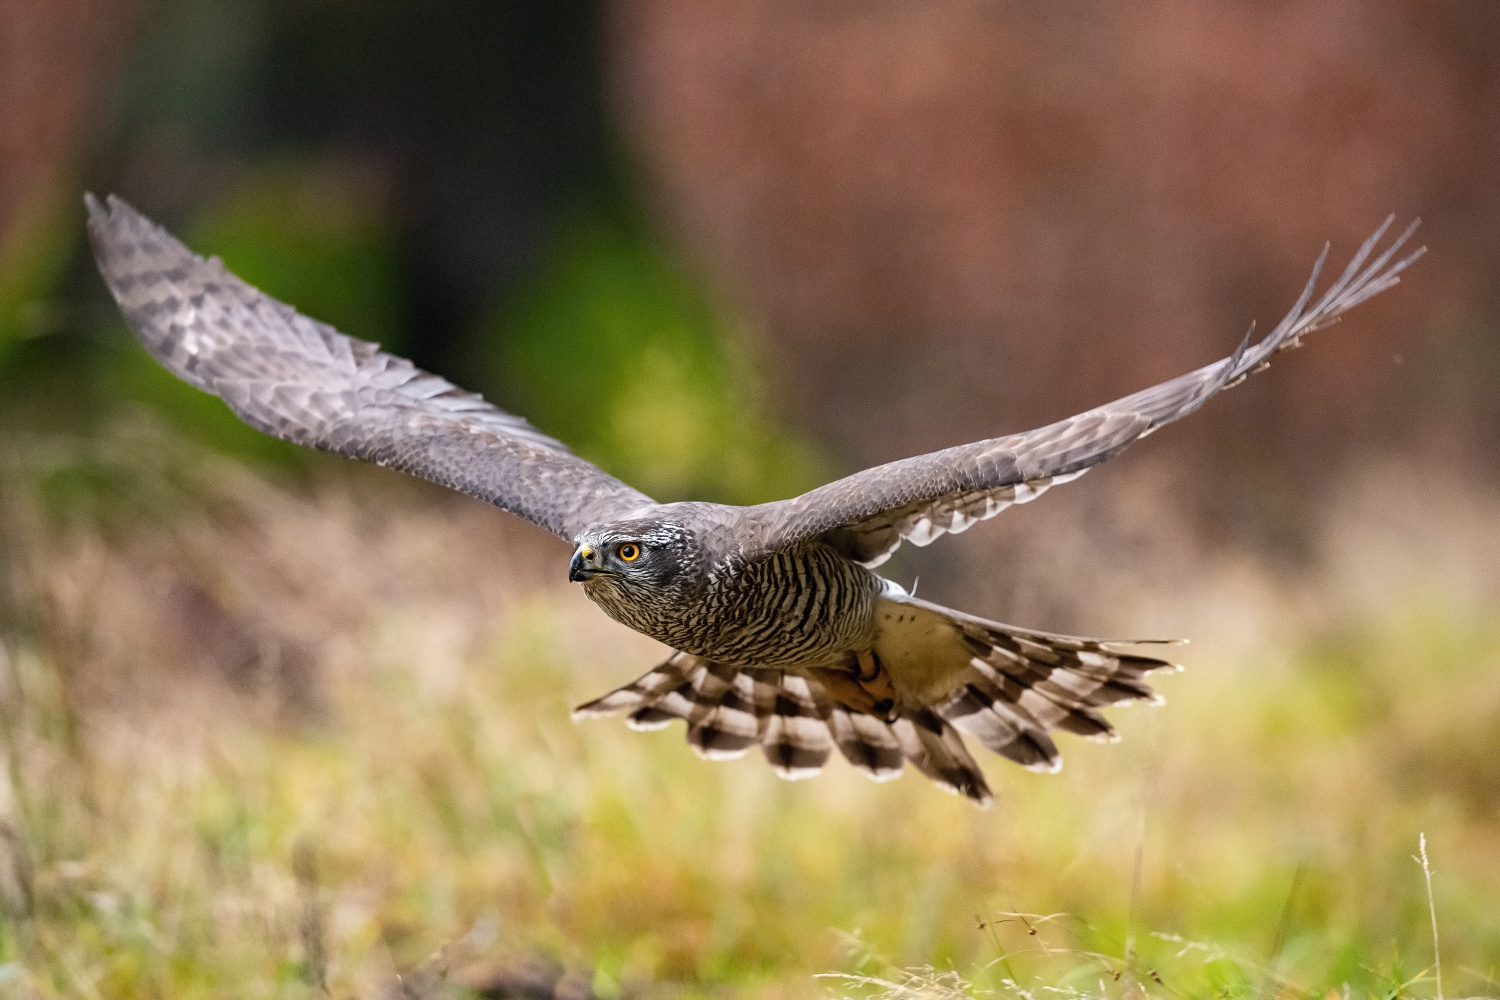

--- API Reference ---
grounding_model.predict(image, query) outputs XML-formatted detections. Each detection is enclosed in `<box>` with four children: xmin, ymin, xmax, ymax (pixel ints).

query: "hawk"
<box><xmin>86</xmin><ymin>194</ymin><xmax>1421</xmax><ymax>806</ymax></box>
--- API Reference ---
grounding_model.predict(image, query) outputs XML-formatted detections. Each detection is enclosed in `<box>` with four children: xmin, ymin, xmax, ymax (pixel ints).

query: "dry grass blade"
<box><xmin>1416</xmin><ymin>833</ymin><xmax>1443</xmax><ymax>1000</ymax></box>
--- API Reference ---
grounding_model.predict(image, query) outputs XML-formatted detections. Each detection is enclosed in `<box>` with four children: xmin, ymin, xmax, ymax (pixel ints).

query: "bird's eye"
<box><xmin>617</xmin><ymin>543</ymin><xmax>641</xmax><ymax>562</ymax></box>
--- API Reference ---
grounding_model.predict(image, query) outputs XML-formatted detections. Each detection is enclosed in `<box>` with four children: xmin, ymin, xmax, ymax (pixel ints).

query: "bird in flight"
<box><xmin>87</xmin><ymin>194</ymin><xmax>1421</xmax><ymax>806</ymax></box>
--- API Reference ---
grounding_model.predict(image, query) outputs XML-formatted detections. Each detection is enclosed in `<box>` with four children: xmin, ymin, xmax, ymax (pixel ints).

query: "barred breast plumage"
<box><xmin>585</xmin><ymin>541</ymin><xmax>881</xmax><ymax>668</ymax></box>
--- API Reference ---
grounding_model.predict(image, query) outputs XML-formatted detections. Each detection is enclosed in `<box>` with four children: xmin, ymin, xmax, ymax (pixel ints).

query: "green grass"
<box><xmin>0</xmin><ymin>430</ymin><xmax>1498</xmax><ymax>999</ymax></box>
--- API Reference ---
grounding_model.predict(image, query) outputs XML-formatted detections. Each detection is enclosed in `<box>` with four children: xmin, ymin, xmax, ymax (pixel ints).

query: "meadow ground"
<box><xmin>0</xmin><ymin>423</ymin><xmax>1498</xmax><ymax>999</ymax></box>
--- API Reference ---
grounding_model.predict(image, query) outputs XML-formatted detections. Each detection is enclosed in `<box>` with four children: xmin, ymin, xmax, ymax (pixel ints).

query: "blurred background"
<box><xmin>2</xmin><ymin>1</ymin><xmax>1499</xmax><ymax>997</ymax></box>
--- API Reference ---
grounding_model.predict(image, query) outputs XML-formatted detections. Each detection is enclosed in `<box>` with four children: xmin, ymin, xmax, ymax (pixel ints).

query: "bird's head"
<box><xmin>568</xmin><ymin>519</ymin><xmax>700</xmax><ymax>593</ymax></box>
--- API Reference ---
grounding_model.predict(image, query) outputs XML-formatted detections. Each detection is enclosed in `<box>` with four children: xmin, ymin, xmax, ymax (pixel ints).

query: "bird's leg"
<box><xmin>812</xmin><ymin>650</ymin><xmax>899</xmax><ymax>721</ymax></box>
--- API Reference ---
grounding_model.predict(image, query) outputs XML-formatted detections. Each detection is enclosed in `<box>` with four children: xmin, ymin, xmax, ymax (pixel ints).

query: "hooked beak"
<box><xmin>569</xmin><ymin>546</ymin><xmax>605</xmax><ymax>582</ymax></box>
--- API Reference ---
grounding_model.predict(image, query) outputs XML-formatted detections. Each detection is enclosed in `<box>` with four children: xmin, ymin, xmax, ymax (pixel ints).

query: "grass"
<box><xmin>1</xmin><ymin>421</ymin><xmax>1499</xmax><ymax>998</ymax></box>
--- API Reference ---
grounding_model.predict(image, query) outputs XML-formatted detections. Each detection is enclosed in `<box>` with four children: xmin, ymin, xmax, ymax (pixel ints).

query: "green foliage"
<box><xmin>2</xmin><ymin>161</ymin><xmax>821</xmax><ymax>516</ymax></box>
<box><xmin>183</xmin><ymin>164</ymin><xmax>407</xmax><ymax>356</ymax></box>
<box><xmin>0</xmin><ymin>192</ymin><xmax>81</xmax><ymax>366</ymax></box>
<box><xmin>485</xmin><ymin>212</ymin><xmax>824</xmax><ymax>505</ymax></box>
<box><xmin>1</xmin><ymin>433</ymin><xmax>1499</xmax><ymax>998</ymax></box>
<box><xmin>0</xmin><ymin>155</ymin><xmax>1493</xmax><ymax>1000</ymax></box>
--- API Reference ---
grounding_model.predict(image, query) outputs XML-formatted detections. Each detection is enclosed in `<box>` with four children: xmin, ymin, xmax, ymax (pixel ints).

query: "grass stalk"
<box><xmin>1416</xmin><ymin>833</ymin><xmax>1443</xmax><ymax>1000</ymax></box>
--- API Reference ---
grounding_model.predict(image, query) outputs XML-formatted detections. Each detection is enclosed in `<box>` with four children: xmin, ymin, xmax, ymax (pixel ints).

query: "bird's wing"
<box><xmin>87</xmin><ymin>194</ymin><xmax>654</xmax><ymax>542</ymax></box>
<box><xmin>750</xmin><ymin>218</ymin><xmax>1424</xmax><ymax>566</ymax></box>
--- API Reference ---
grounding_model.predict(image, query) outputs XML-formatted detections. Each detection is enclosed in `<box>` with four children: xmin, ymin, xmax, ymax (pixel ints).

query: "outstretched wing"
<box><xmin>751</xmin><ymin>218</ymin><xmax>1424</xmax><ymax>566</ymax></box>
<box><xmin>86</xmin><ymin>194</ymin><xmax>654</xmax><ymax>542</ymax></box>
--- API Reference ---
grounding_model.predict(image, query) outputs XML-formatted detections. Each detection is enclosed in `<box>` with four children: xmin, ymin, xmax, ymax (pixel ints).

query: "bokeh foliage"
<box><xmin>0</xmin><ymin>432</ymin><xmax>1498</xmax><ymax>997</ymax></box>
<box><xmin>2</xmin><ymin>0</ymin><xmax>1500</xmax><ymax>996</ymax></box>
<box><xmin>2</xmin><ymin>153</ymin><xmax>819</xmax><ymax>519</ymax></box>
<box><xmin>484</xmin><ymin>210</ymin><xmax>823</xmax><ymax>504</ymax></box>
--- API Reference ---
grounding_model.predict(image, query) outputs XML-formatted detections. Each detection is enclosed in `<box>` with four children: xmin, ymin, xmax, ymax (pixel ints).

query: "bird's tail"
<box><xmin>571</xmin><ymin>601</ymin><xmax>1179</xmax><ymax>807</ymax></box>
<box><xmin>871</xmin><ymin>593</ymin><xmax>1181</xmax><ymax>787</ymax></box>
<box><xmin>572</xmin><ymin>650</ymin><xmax>993</xmax><ymax>803</ymax></box>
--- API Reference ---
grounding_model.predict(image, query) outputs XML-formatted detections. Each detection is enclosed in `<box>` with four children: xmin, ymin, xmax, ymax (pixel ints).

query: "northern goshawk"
<box><xmin>86</xmin><ymin>195</ymin><xmax>1421</xmax><ymax>805</ymax></box>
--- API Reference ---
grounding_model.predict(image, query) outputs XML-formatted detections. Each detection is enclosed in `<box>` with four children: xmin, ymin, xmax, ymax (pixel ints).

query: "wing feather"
<box><xmin>748</xmin><ymin>218</ymin><xmax>1423</xmax><ymax>565</ymax></box>
<box><xmin>86</xmin><ymin>194</ymin><xmax>653</xmax><ymax>541</ymax></box>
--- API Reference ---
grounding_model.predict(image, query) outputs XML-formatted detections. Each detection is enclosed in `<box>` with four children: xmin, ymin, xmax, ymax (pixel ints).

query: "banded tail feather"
<box><xmin>573</xmin><ymin>652</ymin><xmax>993</xmax><ymax>804</ymax></box>
<box><xmin>572</xmin><ymin>604</ymin><xmax>1179</xmax><ymax>807</ymax></box>
<box><xmin>568</xmin><ymin>650</ymin><xmax>699</xmax><ymax>730</ymax></box>
<box><xmin>825</xmin><ymin>702</ymin><xmax>904</xmax><ymax>783</ymax></box>
<box><xmin>758</xmin><ymin>672</ymin><xmax>835</xmax><ymax>779</ymax></box>
<box><xmin>878</xmin><ymin>595</ymin><xmax>1181</xmax><ymax>775</ymax></box>
<box><xmin>926</xmin><ymin>626</ymin><xmax>1179</xmax><ymax>782</ymax></box>
<box><xmin>889</xmin><ymin>710</ymin><xmax>991</xmax><ymax>804</ymax></box>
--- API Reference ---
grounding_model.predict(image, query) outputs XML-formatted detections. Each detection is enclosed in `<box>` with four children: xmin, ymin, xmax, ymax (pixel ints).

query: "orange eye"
<box><xmin>617</xmin><ymin>543</ymin><xmax>641</xmax><ymax>562</ymax></box>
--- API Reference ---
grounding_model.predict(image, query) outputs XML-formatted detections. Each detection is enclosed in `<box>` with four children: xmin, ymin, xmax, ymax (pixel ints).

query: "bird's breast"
<box><xmin>583</xmin><ymin>544</ymin><xmax>880</xmax><ymax>667</ymax></box>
